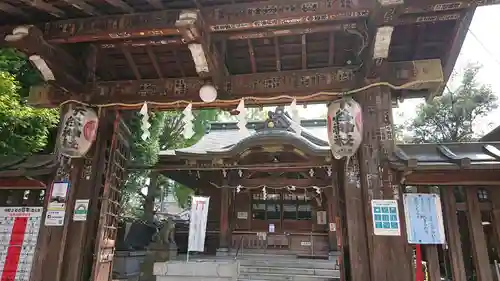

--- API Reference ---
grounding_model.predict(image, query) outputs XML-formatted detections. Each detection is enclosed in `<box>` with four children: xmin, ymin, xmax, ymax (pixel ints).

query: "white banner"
<box><xmin>188</xmin><ymin>196</ymin><xmax>210</xmax><ymax>252</ymax></box>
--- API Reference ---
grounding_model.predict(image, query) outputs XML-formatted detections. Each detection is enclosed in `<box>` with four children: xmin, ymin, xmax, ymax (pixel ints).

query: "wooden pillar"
<box><xmin>61</xmin><ymin>110</ymin><xmax>114</xmax><ymax>281</ymax></box>
<box><xmin>31</xmin><ymin>106</ymin><xmax>77</xmax><ymax>281</ymax></box>
<box><xmin>218</xmin><ymin>186</ymin><xmax>230</xmax><ymax>255</ymax></box>
<box><xmin>441</xmin><ymin>187</ymin><xmax>467</xmax><ymax>281</ymax></box>
<box><xmin>356</xmin><ymin>85</ymin><xmax>412</xmax><ymax>281</ymax></box>
<box><xmin>31</xmin><ymin>108</ymin><xmax>115</xmax><ymax>281</ymax></box>
<box><xmin>343</xmin><ymin>155</ymin><xmax>370</xmax><ymax>281</ymax></box>
<box><xmin>489</xmin><ymin>187</ymin><xmax>500</xmax><ymax>262</ymax></box>
<box><xmin>325</xmin><ymin>183</ymin><xmax>339</xmax><ymax>253</ymax></box>
<box><xmin>465</xmin><ymin>187</ymin><xmax>493</xmax><ymax>281</ymax></box>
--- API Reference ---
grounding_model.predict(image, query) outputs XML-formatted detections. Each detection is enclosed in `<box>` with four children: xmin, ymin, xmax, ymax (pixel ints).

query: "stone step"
<box><xmin>239</xmin><ymin>272</ymin><xmax>339</xmax><ymax>281</ymax></box>
<box><xmin>241</xmin><ymin>266</ymin><xmax>340</xmax><ymax>277</ymax></box>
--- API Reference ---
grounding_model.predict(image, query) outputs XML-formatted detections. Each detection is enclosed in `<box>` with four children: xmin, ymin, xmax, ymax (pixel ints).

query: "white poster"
<box><xmin>45</xmin><ymin>182</ymin><xmax>70</xmax><ymax>226</ymax></box>
<box><xmin>188</xmin><ymin>196</ymin><xmax>210</xmax><ymax>252</ymax></box>
<box><xmin>0</xmin><ymin>207</ymin><xmax>42</xmax><ymax>281</ymax></box>
<box><xmin>73</xmin><ymin>199</ymin><xmax>90</xmax><ymax>221</ymax></box>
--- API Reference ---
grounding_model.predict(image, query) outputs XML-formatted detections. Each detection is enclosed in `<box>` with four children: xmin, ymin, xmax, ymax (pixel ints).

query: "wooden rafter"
<box><xmin>60</xmin><ymin>0</ymin><xmax>101</xmax><ymax>16</ymax></box>
<box><xmin>146</xmin><ymin>47</ymin><xmax>164</xmax><ymax>78</ymax></box>
<box><xmin>247</xmin><ymin>39</ymin><xmax>257</xmax><ymax>73</ymax></box>
<box><xmin>4</xmin><ymin>25</ymin><xmax>84</xmax><ymax>92</ymax></box>
<box><xmin>121</xmin><ymin>48</ymin><xmax>142</xmax><ymax>79</ymax></box>
<box><xmin>20</xmin><ymin>0</ymin><xmax>64</xmax><ymax>17</ymax></box>
<box><xmin>29</xmin><ymin>59</ymin><xmax>443</xmax><ymax>109</ymax></box>
<box><xmin>103</xmin><ymin>0</ymin><xmax>134</xmax><ymax>13</ymax></box>
<box><xmin>172</xmin><ymin>49</ymin><xmax>186</xmax><ymax>77</ymax></box>
<box><xmin>145</xmin><ymin>0</ymin><xmax>164</xmax><ymax>9</ymax></box>
<box><xmin>328</xmin><ymin>32</ymin><xmax>335</xmax><ymax>66</ymax></box>
<box><xmin>301</xmin><ymin>34</ymin><xmax>307</xmax><ymax>69</ymax></box>
<box><xmin>0</xmin><ymin>2</ymin><xmax>30</xmax><ymax>18</ymax></box>
<box><xmin>274</xmin><ymin>37</ymin><xmax>281</xmax><ymax>72</ymax></box>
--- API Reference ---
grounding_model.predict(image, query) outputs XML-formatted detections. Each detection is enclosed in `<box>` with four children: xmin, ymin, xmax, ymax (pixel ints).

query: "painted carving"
<box><xmin>44</xmin><ymin>11</ymin><xmax>180</xmax><ymax>42</ymax></box>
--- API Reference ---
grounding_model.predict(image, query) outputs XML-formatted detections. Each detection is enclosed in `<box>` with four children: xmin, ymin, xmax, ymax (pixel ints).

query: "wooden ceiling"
<box><xmin>0</xmin><ymin>0</ymin><xmax>494</xmax><ymax>109</ymax></box>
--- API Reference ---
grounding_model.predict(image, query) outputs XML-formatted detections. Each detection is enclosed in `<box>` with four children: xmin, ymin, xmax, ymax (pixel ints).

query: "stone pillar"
<box><xmin>217</xmin><ymin>187</ymin><xmax>230</xmax><ymax>256</ymax></box>
<box><xmin>356</xmin><ymin>85</ymin><xmax>412</xmax><ymax>281</ymax></box>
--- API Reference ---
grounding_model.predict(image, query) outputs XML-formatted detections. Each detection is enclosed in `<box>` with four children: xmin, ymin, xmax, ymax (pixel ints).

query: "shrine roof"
<box><xmin>480</xmin><ymin>125</ymin><xmax>500</xmax><ymax>142</ymax></box>
<box><xmin>160</xmin><ymin>108</ymin><xmax>331</xmax><ymax>157</ymax></box>
<box><xmin>0</xmin><ymin>154</ymin><xmax>57</xmax><ymax>177</ymax></box>
<box><xmin>391</xmin><ymin>142</ymin><xmax>500</xmax><ymax>170</ymax></box>
<box><xmin>158</xmin><ymin>108</ymin><xmax>500</xmax><ymax>170</ymax></box>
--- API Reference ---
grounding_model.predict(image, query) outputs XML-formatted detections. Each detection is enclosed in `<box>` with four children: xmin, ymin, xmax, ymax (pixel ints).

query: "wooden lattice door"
<box><xmin>91</xmin><ymin>113</ymin><xmax>131</xmax><ymax>281</ymax></box>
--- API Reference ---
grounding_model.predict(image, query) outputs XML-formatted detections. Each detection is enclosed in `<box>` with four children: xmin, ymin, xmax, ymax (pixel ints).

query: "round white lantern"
<box><xmin>327</xmin><ymin>98</ymin><xmax>363</xmax><ymax>159</ymax></box>
<box><xmin>59</xmin><ymin>106</ymin><xmax>99</xmax><ymax>158</ymax></box>
<box><xmin>199</xmin><ymin>84</ymin><xmax>217</xmax><ymax>102</ymax></box>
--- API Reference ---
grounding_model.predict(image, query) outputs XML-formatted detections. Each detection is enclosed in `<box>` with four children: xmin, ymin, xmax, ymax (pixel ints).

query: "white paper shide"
<box><xmin>327</xmin><ymin>98</ymin><xmax>363</xmax><ymax>159</ymax></box>
<box><xmin>188</xmin><ymin>196</ymin><xmax>210</xmax><ymax>252</ymax></box>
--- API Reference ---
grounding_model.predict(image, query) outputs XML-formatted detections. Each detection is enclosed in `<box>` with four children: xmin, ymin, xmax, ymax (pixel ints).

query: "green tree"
<box><xmin>0</xmin><ymin>71</ymin><xmax>58</xmax><ymax>155</ymax></box>
<box><xmin>0</xmin><ymin>48</ymin><xmax>58</xmax><ymax>155</ymax></box>
<box><xmin>122</xmin><ymin>108</ymin><xmax>219</xmax><ymax>220</ymax></box>
<box><xmin>408</xmin><ymin>64</ymin><xmax>497</xmax><ymax>143</ymax></box>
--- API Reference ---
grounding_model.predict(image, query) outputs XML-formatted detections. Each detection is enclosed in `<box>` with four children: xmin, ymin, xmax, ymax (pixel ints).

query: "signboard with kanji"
<box><xmin>403</xmin><ymin>193</ymin><xmax>446</xmax><ymax>244</ymax></box>
<box><xmin>0</xmin><ymin>207</ymin><xmax>43</xmax><ymax>281</ymax></box>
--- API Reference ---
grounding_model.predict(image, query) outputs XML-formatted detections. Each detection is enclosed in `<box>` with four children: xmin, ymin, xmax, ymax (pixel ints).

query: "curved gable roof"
<box><xmin>160</xmin><ymin>107</ymin><xmax>330</xmax><ymax>158</ymax></box>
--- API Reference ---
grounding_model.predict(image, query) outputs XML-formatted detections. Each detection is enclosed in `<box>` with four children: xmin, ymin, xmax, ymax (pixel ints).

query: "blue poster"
<box><xmin>371</xmin><ymin>200</ymin><xmax>401</xmax><ymax>236</ymax></box>
<box><xmin>403</xmin><ymin>193</ymin><xmax>446</xmax><ymax>244</ymax></box>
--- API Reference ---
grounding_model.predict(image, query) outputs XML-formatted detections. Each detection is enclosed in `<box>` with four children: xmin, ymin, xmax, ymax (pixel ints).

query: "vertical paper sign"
<box><xmin>371</xmin><ymin>199</ymin><xmax>401</xmax><ymax>236</ymax></box>
<box><xmin>45</xmin><ymin>182</ymin><xmax>70</xmax><ymax>226</ymax></box>
<box><xmin>188</xmin><ymin>196</ymin><xmax>210</xmax><ymax>252</ymax></box>
<box><xmin>73</xmin><ymin>199</ymin><xmax>90</xmax><ymax>221</ymax></box>
<box><xmin>403</xmin><ymin>193</ymin><xmax>446</xmax><ymax>244</ymax></box>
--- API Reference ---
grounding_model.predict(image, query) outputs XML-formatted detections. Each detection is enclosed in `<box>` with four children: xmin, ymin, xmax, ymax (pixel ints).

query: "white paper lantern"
<box><xmin>327</xmin><ymin>98</ymin><xmax>363</xmax><ymax>159</ymax></box>
<box><xmin>59</xmin><ymin>106</ymin><xmax>99</xmax><ymax>158</ymax></box>
<box><xmin>199</xmin><ymin>84</ymin><xmax>217</xmax><ymax>102</ymax></box>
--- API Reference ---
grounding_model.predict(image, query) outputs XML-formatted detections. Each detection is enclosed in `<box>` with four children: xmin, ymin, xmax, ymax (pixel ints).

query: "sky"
<box><xmin>296</xmin><ymin>5</ymin><xmax>500</xmax><ymax>136</ymax></box>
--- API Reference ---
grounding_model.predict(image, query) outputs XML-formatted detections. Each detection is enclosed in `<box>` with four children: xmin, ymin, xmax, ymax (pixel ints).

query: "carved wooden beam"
<box><xmin>27</xmin><ymin>59</ymin><xmax>443</xmax><ymax>109</ymax></box>
<box><xmin>235</xmin><ymin>178</ymin><xmax>329</xmax><ymax>187</ymax></box>
<box><xmin>204</xmin><ymin>0</ymin><xmax>372</xmax><ymax>32</ymax></box>
<box><xmin>176</xmin><ymin>10</ymin><xmax>227</xmax><ymax>89</ymax></box>
<box><xmin>97</xmin><ymin>37</ymin><xmax>183</xmax><ymax>49</ymax></box>
<box><xmin>4</xmin><ymin>25</ymin><xmax>84</xmax><ymax>92</ymax></box>
<box><xmin>43</xmin><ymin>10</ymin><xmax>181</xmax><ymax>43</ymax></box>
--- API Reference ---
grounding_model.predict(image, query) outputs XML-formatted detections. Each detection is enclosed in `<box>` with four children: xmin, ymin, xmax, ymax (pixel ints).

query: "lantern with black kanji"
<box><xmin>58</xmin><ymin>106</ymin><xmax>99</xmax><ymax>158</ymax></box>
<box><xmin>327</xmin><ymin>98</ymin><xmax>363</xmax><ymax>159</ymax></box>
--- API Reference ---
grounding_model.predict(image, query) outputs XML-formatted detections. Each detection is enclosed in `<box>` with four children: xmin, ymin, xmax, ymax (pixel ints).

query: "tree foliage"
<box><xmin>122</xmin><ymin>108</ymin><xmax>219</xmax><ymax>219</ymax></box>
<box><xmin>0</xmin><ymin>49</ymin><xmax>58</xmax><ymax>155</ymax></box>
<box><xmin>408</xmin><ymin>64</ymin><xmax>498</xmax><ymax>143</ymax></box>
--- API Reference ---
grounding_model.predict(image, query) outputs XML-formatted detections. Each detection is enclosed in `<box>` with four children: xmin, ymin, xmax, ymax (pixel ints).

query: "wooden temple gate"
<box><xmin>0</xmin><ymin>0</ymin><xmax>500</xmax><ymax>281</ymax></box>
